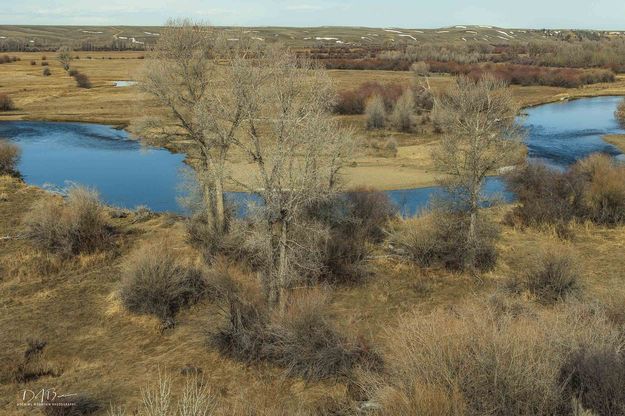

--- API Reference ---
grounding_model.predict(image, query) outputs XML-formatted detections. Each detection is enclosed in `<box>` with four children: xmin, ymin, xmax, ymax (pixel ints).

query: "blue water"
<box><xmin>1</xmin><ymin>96</ymin><xmax>623</xmax><ymax>214</ymax></box>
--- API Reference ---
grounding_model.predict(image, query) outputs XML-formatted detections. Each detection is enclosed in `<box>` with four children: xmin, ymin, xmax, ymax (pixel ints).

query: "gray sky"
<box><xmin>3</xmin><ymin>0</ymin><xmax>624</xmax><ymax>29</ymax></box>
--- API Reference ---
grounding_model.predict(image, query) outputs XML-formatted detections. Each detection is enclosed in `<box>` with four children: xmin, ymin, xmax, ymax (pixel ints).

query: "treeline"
<box><xmin>327</xmin><ymin>59</ymin><xmax>615</xmax><ymax>88</ymax></box>
<box><xmin>430</xmin><ymin>62</ymin><xmax>615</xmax><ymax>88</ymax></box>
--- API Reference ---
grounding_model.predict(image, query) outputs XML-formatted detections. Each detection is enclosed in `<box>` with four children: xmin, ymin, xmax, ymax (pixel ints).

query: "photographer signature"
<box><xmin>18</xmin><ymin>388</ymin><xmax>77</xmax><ymax>407</ymax></box>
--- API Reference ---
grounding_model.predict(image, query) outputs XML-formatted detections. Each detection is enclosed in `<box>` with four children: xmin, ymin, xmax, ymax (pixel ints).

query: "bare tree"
<box><xmin>365</xmin><ymin>94</ymin><xmax>386</xmax><ymax>129</ymax></box>
<box><xmin>137</xmin><ymin>20</ymin><xmax>246</xmax><ymax>236</ymax></box>
<box><xmin>229</xmin><ymin>46</ymin><xmax>353</xmax><ymax>311</ymax></box>
<box><xmin>432</xmin><ymin>75</ymin><xmax>523</xmax><ymax>264</ymax></box>
<box><xmin>390</xmin><ymin>89</ymin><xmax>415</xmax><ymax>132</ymax></box>
<box><xmin>57</xmin><ymin>46</ymin><xmax>72</xmax><ymax>71</ymax></box>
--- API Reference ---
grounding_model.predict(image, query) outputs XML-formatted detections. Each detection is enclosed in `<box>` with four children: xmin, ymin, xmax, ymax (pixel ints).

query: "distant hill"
<box><xmin>0</xmin><ymin>25</ymin><xmax>620</xmax><ymax>51</ymax></box>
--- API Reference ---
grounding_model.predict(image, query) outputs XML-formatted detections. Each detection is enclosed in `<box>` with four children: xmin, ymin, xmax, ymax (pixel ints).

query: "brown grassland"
<box><xmin>1</xmin><ymin>46</ymin><xmax>625</xmax><ymax>415</ymax></box>
<box><xmin>2</xmin><ymin>172</ymin><xmax>625</xmax><ymax>414</ymax></box>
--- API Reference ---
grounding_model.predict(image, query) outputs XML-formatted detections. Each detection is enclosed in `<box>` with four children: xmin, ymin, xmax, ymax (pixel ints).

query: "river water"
<box><xmin>1</xmin><ymin>96</ymin><xmax>623</xmax><ymax>214</ymax></box>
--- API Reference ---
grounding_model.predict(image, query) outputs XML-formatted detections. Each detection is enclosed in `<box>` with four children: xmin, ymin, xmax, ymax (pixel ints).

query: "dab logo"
<box><xmin>18</xmin><ymin>388</ymin><xmax>77</xmax><ymax>407</ymax></box>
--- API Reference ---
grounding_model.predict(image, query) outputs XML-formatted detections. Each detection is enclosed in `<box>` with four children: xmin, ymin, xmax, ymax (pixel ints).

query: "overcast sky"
<box><xmin>3</xmin><ymin>0</ymin><xmax>625</xmax><ymax>29</ymax></box>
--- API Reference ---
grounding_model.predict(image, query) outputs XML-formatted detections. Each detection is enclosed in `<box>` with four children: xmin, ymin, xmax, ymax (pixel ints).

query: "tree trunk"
<box><xmin>214</xmin><ymin>177</ymin><xmax>226</xmax><ymax>234</ymax></box>
<box><xmin>466</xmin><ymin>182</ymin><xmax>479</xmax><ymax>269</ymax></box>
<box><xmin>277</xmin><ymin>219</ymin><xmax>289</xmax><ymax>315</ymax></box>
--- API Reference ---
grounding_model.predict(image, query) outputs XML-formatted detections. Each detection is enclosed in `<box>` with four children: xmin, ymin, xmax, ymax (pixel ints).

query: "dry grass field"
<box><xmin>1</xmin><ymin>171</ymin><xmax>625</xmax><ymax>414</ymax></box>
<box><xmin>1</xmin><ymin>28</ymin><xmax>625</xmax><ymax>414</ymax></box>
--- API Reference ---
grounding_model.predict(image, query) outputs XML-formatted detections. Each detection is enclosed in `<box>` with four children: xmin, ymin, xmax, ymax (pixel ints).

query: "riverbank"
<box><xmin>603</xmin><ymin>134</ymin><xmax>625</xmax><ymax>153</ymax></box>
<box><xmin>1</xmin><ymin>51</ymin><xmax>625</xmax><ymax>191</ymax></box>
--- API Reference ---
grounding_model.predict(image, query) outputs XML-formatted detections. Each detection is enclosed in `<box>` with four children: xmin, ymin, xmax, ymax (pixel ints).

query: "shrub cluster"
<box><xmin>334</xmin><ymin>81</ymin><xmax>405</xmax><ymax>115</ymax></box>
<box><xmin>367</xmin><ymin>300</ymin><xmax>625</xmax><ymax>416</ymax></box>
<box><xmin>24</xmin><ymin>186</ymin><xmax>113</xmax><ymax>257</ymax></box>
<box><xmin>389</xmin><ymin>210</ymin><xmax>499</xmax><ymax>272</ymax></box>
<box><xmin>506</xmin><ymin>243</ymin><xmax>583</xmax><ymax>304</ymax></box>
<box><xmin>0</xmin><ymin>55</ymin><xmax>19</xmax><ymax>64</ymax></box>
<box><xmin>119</xmin><ymin>242</ymin><xmax>207</xmax><ymax>325</ymax></box>
<box><xmin>43</xmin><ymin>67</ymin><xmax>51</xmax><ymax>76</ymax></box>
<box><xmin>72</xmin><ymin>72</ymin><xmax>92</xmax><ymax>88</ymax></box>
<box><xmin>506</xmin><ymin>154</ymin><xmax>625</xmax><ymax>227</ymax></box>
<box><xmin>0</xmin><ymin>139</ymin><xmax>20</xmax><ymax>175</ymax></box>
<box><xmin>0</xmin><ymin>93</ymin><xmax>15</xmax><ymax>111</ymax></box>
<box><xmin>306</xmin><ymin>189</ymin><xmax>396</xmax><ymax>284</ymax></box>
<box><xmin>212</xmin><ymin>291</ymin><xmax>382</xmax><ymax>381</ymax></box>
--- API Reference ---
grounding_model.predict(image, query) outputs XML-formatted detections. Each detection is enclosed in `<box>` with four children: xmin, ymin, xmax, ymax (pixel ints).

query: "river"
<box><xmin>1</xmin><ymin>96</ymin><xmax>623</xmax><ymax>215</ymax></box>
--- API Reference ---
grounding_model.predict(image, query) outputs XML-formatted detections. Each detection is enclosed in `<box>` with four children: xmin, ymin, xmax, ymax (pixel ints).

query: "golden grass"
<box><xmin>603</xmin><ymin>134</ymin><xmax>625</xmax><ymax>153</ymax></box>
<box><xmin>2</xmin><ymin>178</ymin><xmax>625</xmax><ymax>414</ymax></box>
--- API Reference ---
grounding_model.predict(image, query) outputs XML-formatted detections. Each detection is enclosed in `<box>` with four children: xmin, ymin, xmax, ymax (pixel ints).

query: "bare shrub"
<box><xmin>410</xmin><ymin>61</ymin><xmax>430</xmax><ymax>77</ymax></box>
<box><xmin>507</xmin><ymin>155</ymin><xmax>625</xmax><ymax>227</ymax></box>
<box><xmin>413</xmin><ymin>83</ymin><xmax>434</xmax><ymax>112</ymax></box>
<box><xmin>574</xmin><ymin>153</ymin><xmax>625</xmax><ymax>225</ymax></box>
<box><xmin>505</xmin><ymin>163</ymin><xmax>585</xmax><ymax>227</ymax></box>
<box><xmin>334</xmin><ymin>81</ymin><xmax>405</xmax><ymax>115</ymax></box>
<box><xmin>212</xmin><ymin>295</ymin><xmax>270</xmax><ymax>362</ymax></box>
<box><xmin>365</xmin><ymin>94</ymin><xmax>386</xmax><ymax>129</ymax></box>
<box><xmin>30</xmin><ymin>60</ymin><xmax>37</xmax><ymax>65</ymax></box>
<box><xmin>616</xmin><ymin>98</ymin><xmax>625</xmax><ymax>127</ymax></box>
<box><xmin>119</xmin><ymin>242</ymin><xmax>207</xmax><ymax>324</ymax></box>
<box><xmin>345</xmin><ymin>187</ymin><xmax>397</xmax><ymax>242</ymax></box>
<box><xmin>41</xmin><ymin>61</ymin><xmax>49</xmax><ymax>66</ymax></box>
<box><xmin>73</xmin><ymin>72</ymin><xmax>92</xmax><ymax>89</ymax></box>
<box><xmin>507</xmin><ymin>243</ymin><xmax>582</xmax><ymax>304</ymax></box>
<box><xmin>0</xmin><ymin>139</ymin><xmax>21</xmax><ymax>175</ymax></box>
<box><xmin>43</xmin><ymin>67</ymin><xmax>52</xmax><ymax>76</ymax></box>
<box><xmin>367</xmin><ymin>299</ymin><xmax>624</xmax><ymax>416</ymax></box>
<box><xmin>389</xmin><ymin>211</ymin><xmax>499</xmax><ymax>272</ymax></box>
<box><xmin>24</xmin><ymin>186</ymin><xmax>112</xmax><ymax>257</ymax></box>
<box><xmin>265</xmin><ymin>291</ymin><xmax>382</xmax><ymax>380</ymax></box>
<box><xmin>0</xmin><ymin>93</ymin><xmax>15</xmax><ymax>111</ymax></box>
<box><xmin>390</xmin><ymin>89</ymin><xmax>415</xmax><ymax>132</ymax></box>
<box><xmin>561</xmin><ymin>347</ymin><xmax>625</xmax><ymax>416</ymax></box>
<box><xmin>57</xmin><ymin>46</ymin><xmax>73</xmax><ymax>71</ymax></box>
<box><xmin>304</xmin><ymin>190</ymin><xmax>395</xmax><ymax>284</ymax></box>
<box><xmin>68</xmin><ymin>68</ymin><xmax>79</xmax><ymax>77</ymax></box>
<box><xmin>212</xmin><ymin>291</ymin><xmax>380</xmax><ymax>381</ymax></box>
<box><xmin>109</xmin><ymin>372</ymin><xmax>216</xmax><ymax>416</ymax></box>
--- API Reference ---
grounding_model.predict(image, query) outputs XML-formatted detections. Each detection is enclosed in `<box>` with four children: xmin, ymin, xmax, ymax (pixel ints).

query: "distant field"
<box><xmin>1</xmin><ymin>24</ymin><xmax>622</xmax><ymax>51</ymax></box>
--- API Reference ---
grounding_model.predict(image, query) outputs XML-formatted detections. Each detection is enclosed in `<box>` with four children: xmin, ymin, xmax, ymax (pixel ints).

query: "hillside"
<box><xmin>0</xmin><ymin>24</ymin><xmax>620</xmax><ymax>51</ymax></box>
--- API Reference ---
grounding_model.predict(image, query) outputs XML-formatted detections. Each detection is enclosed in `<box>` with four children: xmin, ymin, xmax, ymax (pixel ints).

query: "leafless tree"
<box><xmin>228</xmin><ymin>46</ymin><xmax>353</xmax><ymax>311</ymax></box>
<box><xmin>432</xmin><ymin>75</ymin><xmax>523</xmax><ymax>264</ymax></box>
<box><xmin>365</xmin><ymin>94</ymin><xmax>386</xmax><ymax>129</ymax></box>
<box><xmin>137</xmin><ymin>20</ymin><xmax>247</xmax><ymax>236</ymax></box>
<box><xmin>391</xmin><ymin>89</ymin><xmax>415</xmax><ymax>132</ymax></box>
<box><xmin>57</xmin><ymin>46</ymin><xmax>72</xmax><ymax>71</ymax></box>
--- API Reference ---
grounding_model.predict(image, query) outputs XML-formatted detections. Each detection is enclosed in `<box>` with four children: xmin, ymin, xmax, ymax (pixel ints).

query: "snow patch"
<box><xmin>384</xmin><ymin>29</ymin><xmax>403</xmax><ymax>33</ymax></box>
<box><xmin>455</xmin><ymin>25</ymin><xmax>467</xmax><ymax>29</ymax></box>
<box><xmin>399</xmin><ymin>34</ymin><xmax>416</xmax><ymax>40</ymax></box>
<box><xmin>315</xmin><ymin>37</ymin><xmax>338</xmax><ymax>40</ymax></box>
